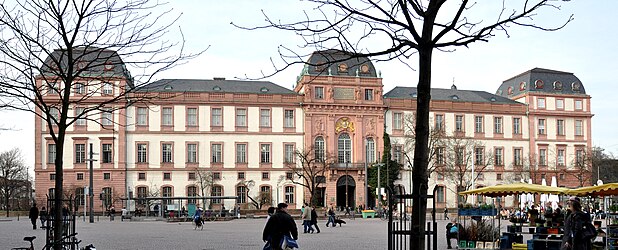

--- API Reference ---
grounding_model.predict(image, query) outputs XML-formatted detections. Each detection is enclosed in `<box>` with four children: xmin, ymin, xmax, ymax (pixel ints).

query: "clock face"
<box><xmin>338</xmin><ymin>63</ymin><xmax>348</xmax><ymax>72</ymax></box>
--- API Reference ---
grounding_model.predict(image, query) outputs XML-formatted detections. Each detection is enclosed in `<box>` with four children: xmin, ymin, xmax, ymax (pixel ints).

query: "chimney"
<box><xmin>213</xmin><ymin>77</ymin><xmax>226</xmax><ymax>80</ymax></box>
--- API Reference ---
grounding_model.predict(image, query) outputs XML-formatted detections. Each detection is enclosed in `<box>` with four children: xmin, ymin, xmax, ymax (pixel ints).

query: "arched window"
<box><xmin>211</xmin><ymin>185</ymin><xmax>222</xmax><ymax>204</ymax></box>
<box><xmin>102</xmin><ymin>187</ymin><xmax>113</xmax><ymax>209</ymax></box>
<box><xmin>187</xmin><ymin>186</ymin><xmax>198</xmax><ymax>204</ymax></box>
<box><xmin>260</xmin><ymin>186</ymin><xmax>272</xmax><ymax>207</ymax></box>
<box><xmin>162</xmin><ymin>186</ymin><xmax>172</xmax><ymax>206</ymax></box>
<box><xmin>236</xmin><ymin>185</ymin><xmax>247</xmax><ymax>204</ymax></box>
<box><xmin>314</xmin><ymin>136</ymin><xmax>325</xmax><ymax>161</ymax></box>
<box><xmin>48</xmin><ymin>188</ymin><xmax>55</xmax><ymax>200</ymax></box>
<box><xmin>365</xmin><ymin>138</ymin><xmax>375</xmax><ymax>164</ymax></box>
<box><xmin>75</xmin><ymin>187</ymin><xmax>85</xmax><ymax>206</ymax></box>
<box><xmin>285</xmin><ymin>186</ymin><xmax>295</xmax><ymax>204</ymax></box>
<box><xmin>136</xmin><ymin>186</ymin><xmax>148</xmax><ymax>206</ymax></box>
<box><xmin>338</xmin><ymin>133</ymin><xmax>352</xmax><ymax>163</ymax></box>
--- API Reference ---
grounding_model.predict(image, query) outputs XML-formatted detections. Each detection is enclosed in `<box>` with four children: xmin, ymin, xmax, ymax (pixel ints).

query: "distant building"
<box><xmin>34</xmin><ymin>50</ymin><xmax>592</xmax><ymax>211</ymax></box>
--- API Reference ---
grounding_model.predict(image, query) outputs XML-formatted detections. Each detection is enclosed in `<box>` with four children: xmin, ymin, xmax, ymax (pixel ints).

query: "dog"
<box><xmin>334</xmin><ymin>217</ymin><xmax>346</xmax><ymax>227</ymax></box>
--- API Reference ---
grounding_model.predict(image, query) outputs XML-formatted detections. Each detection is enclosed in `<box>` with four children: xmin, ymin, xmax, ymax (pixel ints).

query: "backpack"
<box><xmin>449</xmin><ymin>225</ymin><xmax>459</xmax><ymax>234</ymax></box>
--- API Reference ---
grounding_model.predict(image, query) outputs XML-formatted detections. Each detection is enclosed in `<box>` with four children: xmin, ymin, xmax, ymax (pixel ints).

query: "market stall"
<box><xmin>567</xmin><ymin>183</ymin><xmax>618</xmax><ymax>250</ymax></box>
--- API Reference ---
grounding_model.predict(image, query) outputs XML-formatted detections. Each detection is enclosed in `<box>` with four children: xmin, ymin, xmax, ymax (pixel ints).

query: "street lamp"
<box><xmin>86</xmin><ymin>143</ymin><xmax>98</xmax><ymax>223</ymax></box>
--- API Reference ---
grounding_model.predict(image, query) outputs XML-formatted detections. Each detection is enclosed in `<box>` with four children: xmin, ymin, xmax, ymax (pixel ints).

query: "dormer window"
<box><xmin>451</xmin><ymin>95</ymin><xmax>459</xmax><ymax>100</ymax></box>
<box><xmin>490</xmin><ymin>97</ymin><xmax>497</xmax><ymax>102</ymax></box>
<box><xmin>164</xmin><ymin>85</ymin><xmax>173</xmax><ymax>90</ymax></box>
<box><xmin>104</xmin><ymin>61</ymin><xmax>115</xmax><ymax>71</ymax></box>
<box><xmin>519</xmin><ymin>82</ymin><xmax>526</xmax><ymax>91</ymax></box>
<box><xmin>212</xmin><ymin>86</ymin><xmax>221</xmax><ymax>91</ymax></box>
<box><xmin>260</xmin><ymin>87</ymin><xmax>269</xmax><ymax>92</ymax></box>
<box><xmin>507</xmin><ymin>87</ymin><xmax>513</xmax><ymax>95</ymax></box>
<box><xmin>410</xmin><ymin>92</ymin><xmax>417</xmax><ymax>98</ymax></box>
<box><xmin>338</xmin><ymin>63</ymin><xmax>348</xmax><ymax>73</ymax></box>
<box><xmin>535</xmin><ymin>80</ymin><xmax>544</xmax><ymax>89</ymax></box>
<box><xmin>571</xmin><ymin>82</ymin><xmax>581</xmax><ymax>91</ymax></box>
<box><xmin>360</xmin><ymin>64</ymin><xmax>370</xmax><ymax>74</ymax></box>
<box><xmin>553</xmin><ymin>81</ymin><xmax>563</xmax><ymax>90</ymax></box>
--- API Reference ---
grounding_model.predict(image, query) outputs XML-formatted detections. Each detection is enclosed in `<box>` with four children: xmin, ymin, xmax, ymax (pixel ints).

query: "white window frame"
<box><xmin>187</xmin><ymin>143</ymin><xmax>197</xmax><ymax>163</ymax></box>
<box><xmin>236</xmin><ymin>144</ymin><xmax>246</xmax><ymax>163</ymax></box>
<box><xmin>211</xmin><ymin>144</ymin><xmax>222</xmax><ymax>163</ymax></box>
<box><xmin>284</xmin><ymin>110</ymin><xmax>294</xmax><ymax>128</ymax></box>
<box><xmin>236</xmin><ymin>108</ymin><xmax>247</xmax><ymax>127</ymax></box>
<box><xmin>137</xmin><ymin>107</ymin><xmax>148</xmax><ymax>125</ymax></box>
<box><xmin>162</xmin><ymin>143</ymin><xmax>173</xmax><ymax>163</ymax></box>
<box><xmin>162</xmin><ymin>107</ymin><xmax>173</xmax><ymax>126</ymax></box>
<box><xmin>186</xmin><ymin>108</ymin><xmax>198</xmax><ymax>126</ymax></box>
<box><xmin>211</xmin><ymin>108</ymin><xmax>222</xmax><ymax>126</ymax></box>
<box><xmin>260</xmin><ymin>144</ymin><xmax>271</xmax><ymax>163</ymax></box>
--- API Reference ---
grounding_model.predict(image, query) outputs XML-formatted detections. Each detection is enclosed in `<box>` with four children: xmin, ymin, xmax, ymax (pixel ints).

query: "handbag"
<box><xmin>581</xmin><ymin>222</ymin><xmax>597</xmax><ymax>240</ymax></box>
<box><xmin>280</xmin><ymin>235</ymin><xmax>299</xmax><ymax>249</ymax></box>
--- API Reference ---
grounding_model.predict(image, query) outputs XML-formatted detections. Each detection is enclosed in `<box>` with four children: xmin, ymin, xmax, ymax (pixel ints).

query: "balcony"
<box><xmin>328</xmin><ymin>162</ymin><xmax>367</xmax><ymax>170</ymax></box>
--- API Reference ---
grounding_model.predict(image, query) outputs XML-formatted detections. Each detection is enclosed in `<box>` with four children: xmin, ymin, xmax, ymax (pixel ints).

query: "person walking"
<box><xmin>301</xmin><ymin>203</ymin><xmax>313</xmax><ymax>233</ymax></box>
<box><xmin>310</xmin><ymin>205</ymin><xmax>320</xmax><ymax>233</ymax></box>
<box><xmin>39</xmin><ymin>207</ymin><xmax>47</xmax><ymax>229</ymax></box>
<box><xmin>29</xmin><ymin>204</ymin><xmax>39</xmax><ymax>230</ymax></box>
<box><xmin>263</xmin><ymin>203</ymin><xmax>299</xmax><ymax>250</ymax></box>
<box><xmin>446</xmin><ymin>219</ymin><xmax>460</xmax><ymax>249</ymax></box>
<box><xmin>562</xmin><ymin>197</ymin><xmax>592</xmax><ymax>250</ymax></box>
<box><xmin>444</xmin><ymin>207</ymin><xmax>449</xmax><ymax>220</ymax></box>
<box><xmin>109</xmin><ymin>206</ymin><xmax>116</xmax><ymax>221</ymax></box>
<box><xmin>325</xmin><ymin>207</ymin><xmax>336</xmax><ymax>227</ymax></box>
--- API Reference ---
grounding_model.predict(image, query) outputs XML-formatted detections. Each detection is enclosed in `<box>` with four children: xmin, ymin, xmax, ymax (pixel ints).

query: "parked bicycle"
<box><xmin>12</xmin><ymin>233</ymin><xmax>96</xmax><ymax>250</ymax></box>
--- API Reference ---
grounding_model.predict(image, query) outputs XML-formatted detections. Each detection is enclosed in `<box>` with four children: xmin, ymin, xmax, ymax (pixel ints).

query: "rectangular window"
<box><xmin>455</xmin><ymin>147</ymin><xmax>464</xmax><ymax>165</ymax></box>
<box><xmin>497</xmin><ymin>173</ymin><xmax>502</xmax><ymax>180</ymax></box>
<box><xmin>50</xmin><ymin>107</ymin><xmax>60</xmax><ymax>121</ymax></box>
<box><xmin>475</xmin><ymin>148</ymin><xmax>484</xmax><ymax>165</ymax></box>
<box><xmin>187</xmin><ymin>143</ymin><xmax>197</xmax><ymax>163</ymax></box>
<box><xmin>162</xmin><ymin>107</ymin><xmax>173</xmax><ymax>126</ymax></box>
<box><xmin>475</xmin><ymin>116</ymin><xmax>483</xmax><ymax>133</ymax></box>
<box><xmin>103</xmin><ymin>173</ymin><xmax>111</xmax><ymax>180</ymax></box>
<box><xmin>284</xmin><ymin>110</ymin><xmax>294</xmax><ymax>128</ymax></box>
<box><xmin>50</xmin><ymin>174</ymin><xmax>56</xmax><ymax>180</ymax></box>
<box><xmin>556</xmin><ymin>99</ymin><xmax>564</xmax><ymax>109</ymax></box>
<box><xmin>494</xmin><ymin>117</ymin><xmax>503</xmax><ymax>134</ymax></box>
<box><xmin>392</xmin><ymin>145</ymin><xmax>402</xmax><ymax>164</ymax></box>
<box><xmin>75</xmin><ymin>144</ymin><xmax>86</xmax><ymax>163</ymax></box>
<box><xmin>284</xmin><ymin>144</ymin><xmax>294</xmax><ymax>163</ymax></box>
<box><xmin>494</xmin><ymin>148</ymin><xmax>503</xmax><ymax>166</ymax></box>
<box><xmin>211</xmin><ymin>108</ymin><xmax>222</xmax><ymax>126</ymax></box>
<box><xmin>260</xmin><ymin>109</ymin><xmax>270</xmax><ymax>127</ymax></box>
<box><xmin>101</xmin><ymin>108</ymin><xmax>113</xmax><ymax>126</ymax></box>
<box><xmin>285</xmin><ymin>186</ymin><xmax>294</xmax><ymax>204</ymax></box>
<box><xmin>364</xmin><ymin>89</ymin><xmax>373</xmax><ymax>101</ymax></box>
<box><xmin>137</xmin><ymin>143</ymin><xmax>147</xmax><ymax>163</ymax></box>
<box><xmin>162</xmin><ymin>143</ymin><xmax>173</xmax><ymax>163</ymax></box>
<box><xmin>315</xmin><ymin>87</ymin><xmax>324</xmax><ymax>99</ymax></box>
<box><xmin>102</xmin><ymin>82</ymin><xmax>113</xmax><ymax>95</ymax></box>
<box><xmin>436</xmin><ymin>186</ymin><xmax>445</xmax><ymax>203</ymax></box>
<box><xmin>102</xmin><ymin>143</ymin><xmax>112</xmax><ymax>163</ymax></box>
<box><xmin>365</xmin><ymin>139</ymin><xmax>375</xmax><ymax>164</ymax></box>
<box><xmin>236</xmin><ymin>108</ymin><xmax>247</xmax><ymax>127</ymax></box>
<box><xmin>434</xmin><ymin>114</ymin><xmax>444</xmax><ymax>131</ymax></box>
<box><xmin>48</xmin><ymin>144</ymin><xmax>56</xmax><ymax>164</ymax></box>
<box><xmin>211</xmin><ymin>144</ymin><xmax>222</xmax><ymax>163</ymax></box>
<box><xmin>436</xmin><ymin>147</ymin><xmax>445</xmax><ymax>165</ymax></box>
<box><xmin>539</xmin><ymin>149</ymin><xmax>547</xmax><ymax>166</ymax></box>
<box><xmin>575</xmin><ymin>120</ymin><xmax>583</xmax><ymax>136</ymax></box>
<box><xmin>236</xmin><ymin>144</ymin><xmax>247</xmax><ymax>163</ymax></box>
<box><xmin>538</xmin><ymin>119</ymin><xmax>546</xmax><ymax>135</ymax></box>
<box><xmin>513</xmin><ymin>118</ymin><xmax>521</xmax><ymax>135</ymax></box>
<box><xmin>188</xmin><ymin>172</ymin><xmax>196</xmax><ymax>181</ymax></box>
<box><xmin>74</xmin><ymin>82</ymin><xmax>85</xmax><ymax>95</ymax></box>
<box><xmin>557</xmin><ymin>119</ymin><xmax>565</xmax><ymax>136</ymax></box>
<box><xmin>75</xmin><ymin>107</ymin><xmax>86</xmax><ymax>126</ymax></box>
<box><xmin>211</xmin><ymin>186</ymin><xmax>222</xmax><ymax>204</ymax></box>
<box><xmin>560</xmin><ymin>173</ymin><xmax>565</xmax><ymax>180</ymax></box>
<box><xmin>393</xmin><ymin>113</ymin><xmax>403</xmax><ymax>130</ymax></box>
<box><xmin>262</xmin><ymin>172</ymin><xmax>269</xmax><ymax>180</ymax></box>
<box><xmin>237</xmin><ymin>172</ymin><xmax>245</xmax><ymax>180</ymax></box>
<box><xmin>455</xmin><ymin>115</ymin><xmax>463</xmax><ymax>132</ymax></box>
<box><xmin>514</xmin><ymin>148</ymin><xmax>522</xmax><ymax>166</ymax></box>
<box><xmin>138</xmin><ymin>172</ymin><xmax>146</xmax><ymax>180</ymax></box>
<box><xmin>557</xmin><ymin>149</ymin><xmax>565</xmax><ymax>166</ymax></box>
<box><xmin>212</xmin><ymin>172</ymin><xmax>221</xmax><ymax>180</ymax></box>
<box><xmin>261</xmin><ymin>144</ymin><xmax>271</xmax><ymax>163</ymax></box>
<box><xmin>286</xmin><ymin>172</ymin><xmax>293</xmax><ymax>180</ymax></box>
<box><xmin>163</xmin><ymin>172</ymin><xmax>171</xmax><ymax>180</ymax></box>
<box><xmin>77</xmin><ymin>173</ymin><xmax>84</xmax><ymax>180</ymax></box>
<box><xmin>137</xmin><ymin>107</ymin><xmax>148</xmax><ymax>125</ymax></box>
<box><xmin>186</xmin><ymin>108</ymin><xmax>198</xmax><ymax>126</ymax></box>
<box><xmin>537</xmin><ymin>98</ymin><xmax>546</xmax><ymax>108</ymax></box>
<box><xmin>575</xmin><ymin>100</ymin><xmax>583</xmax><ymax>110</ymax></box>
<box><xmin>576</xmin><ymin>149</ymin><xmax>585</xmax><ymax>166</ymax></box>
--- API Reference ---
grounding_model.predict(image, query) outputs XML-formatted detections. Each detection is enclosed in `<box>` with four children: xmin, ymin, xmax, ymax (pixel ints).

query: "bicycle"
<box><xmin>194</xmin><ymin>216</ymin><xmax>204</xmax><ymax>230</ymax></box>
<box><xmin>12</xmin><ymin>233</ymin><xmax>96</xmax><ymax>250</ymax></box>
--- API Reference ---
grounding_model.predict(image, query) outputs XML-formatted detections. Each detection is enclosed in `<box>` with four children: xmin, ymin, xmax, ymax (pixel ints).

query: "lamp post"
<box><xmin>345</xmin><ymin>159</ymin><xmax>349</xmax><ymax>210</ymax></box>
<box><xmin>86</xmin><ymin>143</ymin><xmax>98</xmax><ymax>223</ymax></box>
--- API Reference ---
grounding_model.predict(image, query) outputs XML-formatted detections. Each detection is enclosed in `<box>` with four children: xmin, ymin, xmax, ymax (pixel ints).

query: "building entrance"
<box><xmin>336</xmin><ymin>175</ymin><xmax>355</xmax><ymax>209</ymax></box>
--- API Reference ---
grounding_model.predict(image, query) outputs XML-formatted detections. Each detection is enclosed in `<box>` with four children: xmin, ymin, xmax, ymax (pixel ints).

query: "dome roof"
<box><xmin>496</xmin><ymin>68</ymin><xmax>586</xmax><ymax>98</ymax></box>
<box><xmin>303</xmin><ymin>49</ymin><xmax>378</xmax><ymax>78</ymax></box>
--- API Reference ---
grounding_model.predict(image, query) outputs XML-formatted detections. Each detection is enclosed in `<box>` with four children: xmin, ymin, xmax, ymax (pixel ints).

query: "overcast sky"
<box><xmin>1</xmin><ymin>1</ymin><xmax>617</xmax><ymax>170</ymax></box>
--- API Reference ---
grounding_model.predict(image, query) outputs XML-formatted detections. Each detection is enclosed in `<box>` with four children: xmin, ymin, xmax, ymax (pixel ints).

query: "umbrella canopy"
<box><xmin>540</xmin><ymin>178</ymin><xmax>548</xmax><ymax>208</ymax></box>
<box><xmin>566</xmin><ymin>183</ymin><xmax>618</xmax><ymax>197</ymax></box>
<box><xmin>549</xmin><ymin>176</ymin><xmax>560</xmax><ymax>209</ymax></box>
<box><xmin>459</xmin><ymin>183</ymin><xmax>569</xmax><ymax>197</ymax></box>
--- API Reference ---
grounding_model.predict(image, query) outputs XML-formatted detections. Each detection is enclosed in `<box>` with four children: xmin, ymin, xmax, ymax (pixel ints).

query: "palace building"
<box><xmin>34</xmin><ymin>49</ymin><xmax>592</xmax><ymax>211</ymax></box>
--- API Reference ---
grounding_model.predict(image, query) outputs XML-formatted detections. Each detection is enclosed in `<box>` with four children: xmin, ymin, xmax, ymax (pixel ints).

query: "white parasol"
<box><xmin>540</xmin><ymin>178</ymin><xmax>548</xmax><ymax>209</ymax></box>
<box><xmin>549</xmin><ymin>176</ymin><xmax>560</xmax><ymax>209</ymax></box>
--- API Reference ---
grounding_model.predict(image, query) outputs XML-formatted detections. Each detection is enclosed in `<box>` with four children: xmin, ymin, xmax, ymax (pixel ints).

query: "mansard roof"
<box><xmin>139</xmin><ymin>78</ymin><xmax>298</xmax><ymax>95</ymax></box>
<box><xmin>384</xmin><ymin>86</ymin><xmax>522</xmax><ymax>105</ymax></box>
<box><xmin>302</xmin><ymin>49</ymin><xmax>378</xmax><ymax>78</ymax></box>
<box><xmin>496</xmin><ymin>68</ymin><xmax>587</xmax><ymax>98</ymax></box>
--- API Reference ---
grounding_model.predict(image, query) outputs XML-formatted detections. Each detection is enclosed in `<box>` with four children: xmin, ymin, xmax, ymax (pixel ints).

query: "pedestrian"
<box><xmin>444</xmin><ymin>207</ymin><xmax>449</xmax><ymax>220</ymax></box>
<box><xmin>301</xmin><ymin>203</ymin><xmax>313</xmax><ymax>233</ymax></box>
<box><xmin>109</xmin><ymin>206</ymin><xmax>116</xmax><ymax>221</ymax></box>
<box><xmin>263</xmin><ymin>203</ymin><xmax>298</xmax><ymax>250</ymax></box>
<box><xmin>121</xmin><ymin>207</ymin><xmax>128</xmax><ymax>221</ymax></box>
<box><xmin>310</xmin><ymin>205</ymin><xmax>320</xmax><ymax>233</ymax></box>
<box><xmin>266</xmin><ymin>206</ymin><xmax>276</xmax><ymax>222</ymax></box>
<box><xmin>39</xmin><ymin>207</ymin><xmax>47</xmax><ymax>229</ymax></box>
<box><xmin>446</xmin><ymin>218</ymin><xmax>460</xmax><ymax>249</ymax></box>
<box><xmin>29</xmin><ymin>204</ymin><xmax>39</xmax><ymax>230</ymax></box>
<box><xmin>325</xmin><ymin>207</ymin><xmax>336</xmax><ymax>227</ymax></box>
<box><xmin>562</xmin><ymin>197</ymin><xmax>592</xmax><ymax>250</ymax></box>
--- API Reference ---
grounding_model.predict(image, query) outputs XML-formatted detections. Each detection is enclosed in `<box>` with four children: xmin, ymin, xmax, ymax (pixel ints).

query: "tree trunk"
<box><xmin>5</xmin><ymin>194</ymin><xmax>8</xmax><ymax>217</ymax></box>
<box><xmin>53</xmin><ymin>132</ymin><xmax>66</xmax><ymax>250</ymax></box>
<box><xmin>411</xmin><ymin>45</ymin><xmax>434</xmax><ymax>249</ymax></box>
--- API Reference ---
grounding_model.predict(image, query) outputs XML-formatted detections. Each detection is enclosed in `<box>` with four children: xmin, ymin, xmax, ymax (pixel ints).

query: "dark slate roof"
<box><xmin>138</xmin><ymin>79</ymin><xmax>298</xmax><ymax>95</ymax></box>
<box><xmin>41</xmin><ymin>46</ymin><xmax>133</xmax><ymax>87</ymax></box>
<box><xmin>384</xmin><ymin>86</ymin><xmax>523</xmax><ymax>105</ymax></box>
<box><xmin>496</xmin><ymin>68</ymin><xmax>586</xmax><ymax>98</ymax></box>
<box><xmin>303</xmin><ymin>49</ymin><xmax>378</xmax><ymax>78</ymax></box>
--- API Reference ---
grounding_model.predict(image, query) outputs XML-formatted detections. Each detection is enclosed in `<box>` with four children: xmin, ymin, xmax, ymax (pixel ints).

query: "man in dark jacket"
<box><xmin>310</xmin><ymin>205</ymin><xmax>320</xmax><ymax>233</ymax></box>
<box><xmin>263</xmin><ymin>203</ymin><xmax>299</xmax><ymax>250</ymax></box>
<box><xmin>29</xmin><ymin>204</ymin><xmax>39</xmax><ymax>230</ymax></box>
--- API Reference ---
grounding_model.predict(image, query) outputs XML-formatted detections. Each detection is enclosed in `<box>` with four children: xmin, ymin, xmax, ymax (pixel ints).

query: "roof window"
<box><xmin>213</xmin><ymin>86</ymin><xmax>221</xmax><ymax>91</ymax></box>
<box><xmin>163</xmin><ymin>85</ymin><xmax>173</xmax><ymax>90</ymax></box>
<box><xmin>260</xmin><ymin>87</ymin><xmax>269</xmax><ymax>92</ymax></box>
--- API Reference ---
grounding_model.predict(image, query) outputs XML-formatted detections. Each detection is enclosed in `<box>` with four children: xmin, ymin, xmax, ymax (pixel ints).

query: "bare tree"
<box><xmin>194</xmin><ymin>168</ymin><xmax>216</xmax><ymax>207</ymax></box>
<box><xmin>238</xmin><ymin>1</ymin><xmax>571</xmax><ymax>247</ymax></box>
<box><xmin>288</xmin><ymin>147</ymin><xmax>331</xmax><ymax>206</ymax></box>
<box><xmin>0</xmin><ymin>148</ymin><xmax>27</xmax><ymax>217</ymax></box>
<box><xmin>0</xmin><ymin>1</ymin><xmax>202</xmax><ymax>246</ymax></box>
<box><xmin>400</xmin><ymin>112</ymin><xmax>444</xmax><ymax>176</ymax></box>
<box><xmin>565</xmin><ymin>148</ymin><xmax>595</xmax><ymax>187</ymax></box>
